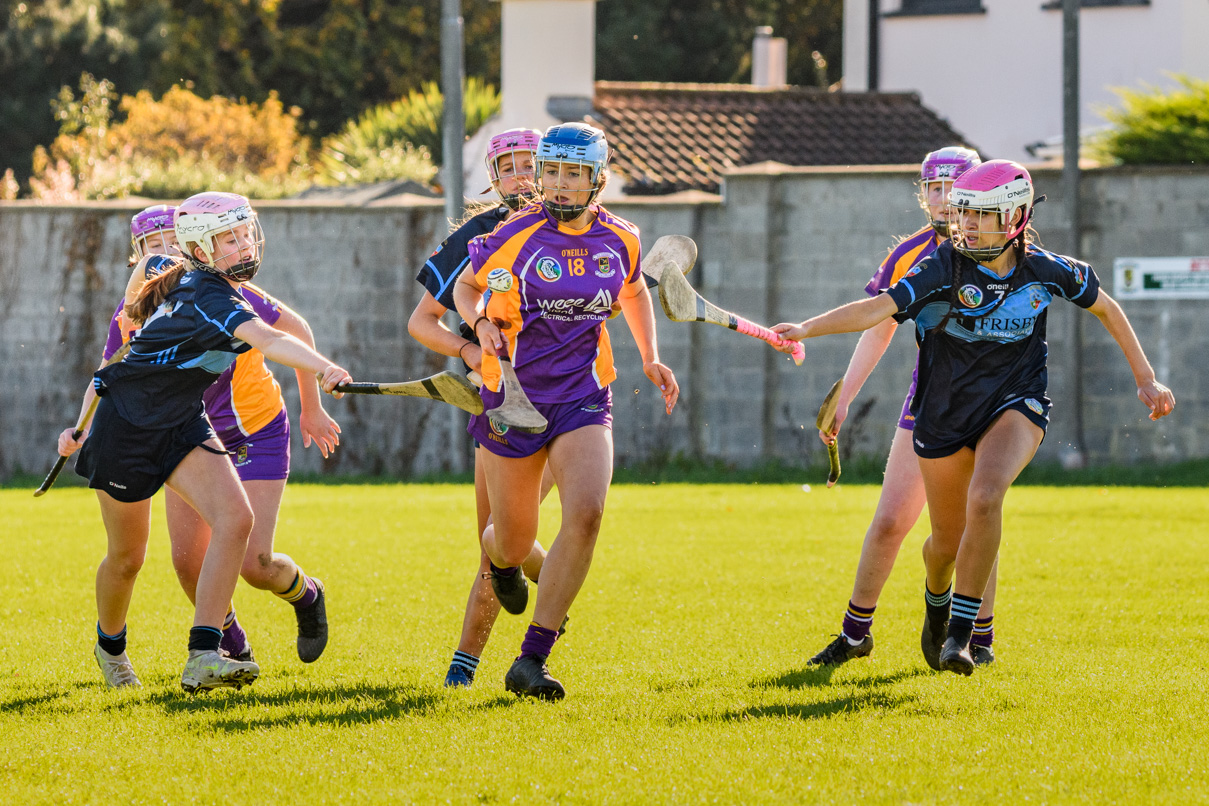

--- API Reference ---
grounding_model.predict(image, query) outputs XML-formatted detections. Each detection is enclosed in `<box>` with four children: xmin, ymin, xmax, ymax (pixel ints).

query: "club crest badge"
<box><xmin>536</xmin><ymin>257</ymin><xmax>562</xmax><ymax>282</ymax></box>
<box><xmin>488</xmin><ymin>417</ymin><xmax>510</xmax><ymax>436</ymax></box>
<box><xmin>1025</xmin><ymin>398</ymin><xmax>1044</xmax><ymax>416</ymax></box>
<box><xmin>487</xmin><ymin>268</ymin><xmax>514</xmax><ymax>293</ymax></box>
<box><xmin>959</xmin><ymin>284</ymin><xmax>984</xmax><ymax>308</ymax></box>
<box><xmin>593</xmin><ymin>253</ymin><xmax>615</xmax><ymax>278</ymax></box>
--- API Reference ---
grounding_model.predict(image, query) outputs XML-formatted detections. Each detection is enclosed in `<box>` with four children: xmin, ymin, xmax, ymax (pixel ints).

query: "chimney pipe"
<box><xmin>752</xmin><ymin>26</ymin><xmax>788</xmax><ymax>88</ymax></box>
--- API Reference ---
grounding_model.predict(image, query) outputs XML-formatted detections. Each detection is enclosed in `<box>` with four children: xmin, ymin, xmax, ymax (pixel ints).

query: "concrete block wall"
<box><xmin>1</xmin><ymin>164</ymin><xmax>1204</xmax><ymax>481</ymax></box>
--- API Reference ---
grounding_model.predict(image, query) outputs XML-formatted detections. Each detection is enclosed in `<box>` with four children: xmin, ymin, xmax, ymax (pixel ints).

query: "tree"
<box><xmin>1092</xmin><ymin>75</ymin><xmax>1209</xmax><ymax>166</ymax></box>
<box><xmin>595</xmin><ymin>0</ymin><xmax>842</xmax><ymax>88</ymax></box>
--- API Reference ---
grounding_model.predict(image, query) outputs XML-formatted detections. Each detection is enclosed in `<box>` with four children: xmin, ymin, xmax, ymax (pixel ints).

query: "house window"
<box><xmin>886</xmin><ymin>0</ymin><xmax>986</xmax><ymax>18</ymax></box>
<box><xmin>1041</xmin><ymin>0</ymin><xmax>1149</xmax><ymax>8</ymax></box>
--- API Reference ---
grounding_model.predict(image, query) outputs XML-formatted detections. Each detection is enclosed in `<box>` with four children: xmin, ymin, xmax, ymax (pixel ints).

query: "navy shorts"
<box><xmin>913</xmin><ymin>396</ymin><xmax>1050</xmax><ymax>459</ymax></box>
<box><xmin>75</xmin><ymin>399</ymin><xmax>219</xmax><ymax>502</ymax></box>
<box><xmin>219</xmin><ymin>408</ymin><xmax>291</xmax><ymax>482</ymax></box>
<box><xmin>469</xmin><ymin>386</ymin><xmax>612</xmax><ymax>459</ymax></box>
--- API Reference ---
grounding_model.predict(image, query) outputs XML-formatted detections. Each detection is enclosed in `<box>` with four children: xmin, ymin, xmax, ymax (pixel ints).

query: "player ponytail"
<box><xmin>125</xmin><ymin>258</ymin><xmax>189</xmax><ymax>325</ymax></box>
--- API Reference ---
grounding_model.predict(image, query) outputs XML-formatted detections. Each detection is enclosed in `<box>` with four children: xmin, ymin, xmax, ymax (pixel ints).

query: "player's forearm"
<box><xmin>408</xmin><ymin>310</ymin><xmax>467</xmax><ymax>359</ymax></box>
<box><xmin>75</xmin><ymin>383</ymin><xmax>98</xmax><ymax>431</ymax></box>
<box><xmin>1092</xmin><ymin>293</ymin><xmax>1157</xmax><ymax>386</ymax></box>
<box><xmin>619</xmin><ymin>283</ymin><xmax>660</xmax><ymax>364</ymax></box>
<box><xmin>839</xmin><ymin>318</ymin><xmax>898</xmax><ymax>406</ymax></box>
<box><xmin>453</xmin><ymin>272</ymin><xmax>485</xmax><ymax>329</ymax></box>
<box><xmin>800</xmin><ymin>295</ymin><xmax>899</xmax><ymax>339</ymax></box>
<box><xmin>272</xmin><ymin>307</ymin><xmax>327</xmax><ymax>413</ymax></box>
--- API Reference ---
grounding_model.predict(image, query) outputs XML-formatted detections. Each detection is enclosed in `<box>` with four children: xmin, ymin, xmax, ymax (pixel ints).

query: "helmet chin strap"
<box><xmin>189</xmin><ymin>255</ymin><xmax>259</xmax><ymax>282</ymax></box>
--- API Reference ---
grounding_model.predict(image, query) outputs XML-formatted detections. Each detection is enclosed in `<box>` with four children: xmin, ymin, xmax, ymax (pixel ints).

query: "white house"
<box><xmin>842</xmin><ymin>0</ymin><xmax>1209</xmax><ymax>161</ymax></box>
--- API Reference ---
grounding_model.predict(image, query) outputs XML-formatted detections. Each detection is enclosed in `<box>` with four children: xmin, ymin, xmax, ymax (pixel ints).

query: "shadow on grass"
<box><xmin>753</xmin><ymin>666</ymin><xmax>929</xmax><ymax>691</ymax></box>
<box><xmin>720</xmin><ymin>689</ymin><xmax>918</xmax><ymax>721</ymax></box>
<box><xmin>124</xmin><ymin>682</ymin><xmax>518</xmax><ymax>731</ymax></box>
<box><xmin>0</xmin><ymin>682</ymin><xmax>97</xmax><ymax>715</ymax></box>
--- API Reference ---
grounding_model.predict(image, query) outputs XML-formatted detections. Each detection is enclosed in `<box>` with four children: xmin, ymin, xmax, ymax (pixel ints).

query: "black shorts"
<box><xmin>913</xmin><ymin>396</ymin><xmax>1050</xmax><ymax>459</ymax></box>
<box><xmin>75</xmin><ymin>398</ymin><xmax>219</xmax><ymax>503</ymax></box>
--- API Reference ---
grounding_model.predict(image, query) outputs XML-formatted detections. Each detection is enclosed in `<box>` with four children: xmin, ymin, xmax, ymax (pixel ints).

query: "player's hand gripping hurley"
<box><xmin>650</xmin><ymin>236</ymin><xmax>806</xmax><ymax>365</ymax></box>
<box><xmin>335</xmin><ymin>371</ymin><xmax>484</xmax><ymax>415</ymax></box>
<box><xmin>815</xmin><ymin>379</ymin><xmax>844</xmax><ymax>488</ymax></box>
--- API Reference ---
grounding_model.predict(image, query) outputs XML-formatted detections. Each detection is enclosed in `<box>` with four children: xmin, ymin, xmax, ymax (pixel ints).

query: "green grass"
<box><xmin>4</xmin><ymin>484</ymin><xmax>1208</xmax><ymax>804</ymax></box>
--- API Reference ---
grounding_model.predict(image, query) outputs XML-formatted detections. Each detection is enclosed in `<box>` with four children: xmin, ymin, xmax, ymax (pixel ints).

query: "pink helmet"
<box><xmin>485</xmin><ymin>128</ymin><xmax>540</xmax><ymax>209</ymax></box>
<box><xmin>174</xmin><ymin>192</ymin><xmax>264</xmax><ymax>281</ymax></box>
<box><xmin>949</xmin><ymin>160</ymin><xmax>1035</xmax><ymax>261</ymax></box>
<box><xmin>130</xmin><ymin>205</ymin><xmax>177</xmax><ymax>257</ymax></box>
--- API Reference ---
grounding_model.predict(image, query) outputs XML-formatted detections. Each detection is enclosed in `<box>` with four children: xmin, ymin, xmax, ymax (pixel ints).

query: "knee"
<box><xmin>966</xmin><ymin>484</ymin><xmax>1005</xmax><ymax>523</ymax></box>
<box><xmin>564</xmin><ymin>500</ymin><xmax>606</xmax><ymax>542</ymax></box>
<box><xmin>217</xmin><ymin>507</ymin><xmax>255</xmax><ymax>543</ymax></box>
<box><xmin>494</xmin><ymin>542</ymin><xmax>533</xmax><ymax>568</ymax></box>
<box><xmin>866</xmin><ymin>513</ymin><xmax>913</xmax><ymax>546</ymax></box>
<box><xmin>107</xmin><ymin>549</ymin><xmax>146</xmax><ymax>581</ymax></box>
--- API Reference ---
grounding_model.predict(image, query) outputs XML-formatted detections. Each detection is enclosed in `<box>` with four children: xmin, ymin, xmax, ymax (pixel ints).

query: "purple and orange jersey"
<box><xmin>103</xmin><ymin>274</ymin><xmax>286</xmax><ymax>442</ymax></box>
<box><xmin>468</xmin><ymin>203</ymin><xmax>642</xmax><ymax>403</ymax></box>
<box><xmin>865</xmin><ymin>226</ymin><xmax>943</xmax><ymax>298</ymax></box>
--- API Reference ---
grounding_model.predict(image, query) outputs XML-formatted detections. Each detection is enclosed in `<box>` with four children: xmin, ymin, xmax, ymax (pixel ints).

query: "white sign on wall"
<box><xmin>1114</xmin><ymin>257</ymin><xmax>1209</xmax><ymax>300</ymax></box>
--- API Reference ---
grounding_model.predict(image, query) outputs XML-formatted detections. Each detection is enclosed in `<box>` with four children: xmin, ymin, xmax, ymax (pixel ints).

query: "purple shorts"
<box><xmin>898</xmin><ymin>366</ymin><xmax>919</xmax><ymax>431</ymax></box>
<box><xmin>469</xmin><ymin>386</ymin><xmax>612</xmax><ymax>458</ymax></box>
<box><xmin>219</xmin><ymin>409</ymin><xmax>291</xmax><ymax>482</ymax></box>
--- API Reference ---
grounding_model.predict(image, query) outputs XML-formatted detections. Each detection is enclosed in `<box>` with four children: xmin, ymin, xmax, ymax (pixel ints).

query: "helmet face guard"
<box><xmin>485</xmin><ymin>128</ymin><xmax>540</xmax><ymax>210</ymax></box>
<box><xmin>535</xmin><ymin>123</ymin><xmax>609</xmax><ymax>223</ymax></box>
<box><xmin>948</xmin><ymin>160</ymin><xmax>1034</xmax><ymax>262</ymax></box>
<box><xmin>130</xmin><ymin>205</ymin><xmax>178</xmax><ymax>257</ymax></box>
<box><xmin>919</xmin><ymin>147</ymin><xmax>981</xmax><ymax>237</ymax></box>
<box><xmin>174</xmin><ymin>192</ymin><xmax>264</xmax><ymax>282</ymax></box>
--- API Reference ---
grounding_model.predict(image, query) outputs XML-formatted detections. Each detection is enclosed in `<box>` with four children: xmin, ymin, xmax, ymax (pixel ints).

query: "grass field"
<box><xmin>4</xmin><ymin>483</ymin><xmax>1207</xmax><ymax>804</ymax></box>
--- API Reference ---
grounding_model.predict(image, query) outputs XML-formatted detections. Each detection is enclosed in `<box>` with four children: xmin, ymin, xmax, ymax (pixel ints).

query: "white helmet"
<box><xmin>173</xmin><ymin>191</ymin><xmax>264</xmax><ymax>281</ymax></box>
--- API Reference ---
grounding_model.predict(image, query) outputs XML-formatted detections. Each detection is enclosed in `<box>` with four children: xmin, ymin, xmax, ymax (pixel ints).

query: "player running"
<box><xmin>453</xmin><ymin>123</ymin><xmax>678</xmax><ymax>699</ymax></box>
<box><xmin>59</xmin><ymin>192</ymin><xmax>350</xmax><ymax>692</ymax></box>
<box><xmin>407</xmin><ymin>128</ymin><xmax>558</xmax><ymax>688</ymax></box>
<box><xmin>773</xmin><ymin>160</ymin><xmax>1174</xmax><ymax>675</ymax></box>
<box><xmin>807</xmin><ymin>147</ymin><xmax>1001</xmax><ymax>670</ymax></box>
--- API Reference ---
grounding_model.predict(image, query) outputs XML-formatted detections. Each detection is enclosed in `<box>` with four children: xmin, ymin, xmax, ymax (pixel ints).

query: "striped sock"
<box><xmin>519</xmin><ymin>622</ymin><xmax>560</xmax><ymax>660</ymax></box>
<box><xmin>924</xmin><ymin>583</ymin><xmax>953</xmax><ymax>611</ymax></box>
<box><xmin>971</xmin><ymin>615</ymin><xmax>994</xmax><ymax>648</ymax></box>
<box><xmin>219</xmin><ymin>607</ymin><xmax>249</xmax><ymax>656</ymax></box>
<box><xmin>948</xmin><ymin>593</ymin><xmax>983</xmax><ymax>646</ymax></box>
<box><xmin>277</xmin><ymin>570</ymin><xmax>318</xmax><ymax>609</ymax></box>
<box><xmin>450</xmin><ymin>650</ymin><xmax>480</xmax><ymax>678</ymax></box>
<box><xmin>841</xmin><ymin>601</ymin><xmax>876</xmax><ymax>644</ymax></box>
<box><xmin>188</xmin><ymin>626</ymin><xmax>223</xmax><ymax>653</ymax></box>
<box><xmin>97</xmin><ymin>623</ymin><xmax>127</xmax><ymax>656</ymax></box>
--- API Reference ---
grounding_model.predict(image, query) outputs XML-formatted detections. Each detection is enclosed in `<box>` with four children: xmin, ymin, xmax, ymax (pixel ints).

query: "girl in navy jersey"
<box><xmin>774</xmin><ymin>161</ymin><xmax>1174</xmax><ymax>675</ymax></box>
<box><xmin>453</xmin><ymin>123</ymin><xmax>678</xmax><ymax>699</ymax></box>
<box><xmin>407</xmin><ymin>128</ymin><xmax>558</xmax><ymax>688</ymax></box>
<box><xmin>62</xmin><ymin>192</ymin><xmax>351</xmax><ymax>693</ymax></box>
<box><xmin>806</xmin><ymin>147</ymin><xmax>1008</xmax><ymax>671</ymax></box>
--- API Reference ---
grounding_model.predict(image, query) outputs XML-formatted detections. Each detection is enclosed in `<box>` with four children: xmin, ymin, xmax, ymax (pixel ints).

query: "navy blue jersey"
<box><xmin>886</xmin><ymin>241</ymin><xmax>1100</xmax><ymax>452</ymax></box>
<box><xmin>95</xmin><ymin>270</ymin><xmax>258</xmax><ymax>429</ymax></box>
<box><xmin>417</xmin><ymin>206</ymin><xmax>510</xmax><ymax>311</ymax></box>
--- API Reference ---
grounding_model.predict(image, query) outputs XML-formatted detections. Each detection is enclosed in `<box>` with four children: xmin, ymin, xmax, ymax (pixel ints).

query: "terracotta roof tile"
<box><xmin>590</xmin><ymin>81</ymin><xmax>975</xmax><ymax>195</ymax></box>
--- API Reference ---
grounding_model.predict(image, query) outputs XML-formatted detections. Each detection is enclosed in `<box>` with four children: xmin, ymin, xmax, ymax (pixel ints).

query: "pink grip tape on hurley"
<box><xmin>735</xmin><ymin>318</ymin><xmax>806</xmax><ymax>366</ymax></box>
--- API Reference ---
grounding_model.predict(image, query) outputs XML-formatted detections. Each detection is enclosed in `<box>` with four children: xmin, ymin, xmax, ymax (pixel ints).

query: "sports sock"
<box><xmin>97</xmin><ymin>623</ymin><xmax>127</xmax><ymax>656</ymax></box>
<box><xmin>490</xmin><ymin>562</ymin><xmax>519</xmax><ymax>577</ymax></box>
<box><xmin>219</xmin><ymin>608</ymin><xmax>250</xmax><ymax>655</ymax></box>
<box><xmin>518</xmin><ymin>622</ymin><xmax>560</xmax><ymax>659</ymax></box>
<box><xmin>450</xmin><ymin>650</ymin><xmax>480</xmax><ymax>679</ymax></box>
<box><xmin>188</xmin><ymin>626</ymin><xmax>223</xmax><ymax>653</ymax></box>
<box><xmin>841</xmin><ymin>600</ymin><xmax>876</xmax><ymax>644</ymax></box>
<box><xmin>277</xmin><ymin>570</ymin><xmax>319</xmax><ymax>609</ymax></box>
<box><xmin>971</xmin><ymin>615</ymin><xmax>994</xmax><ymax>648</ymax></box>
<box><xmin>947</xmin><ymin>593</ymin><xmax>983</xmax><ymax>647</ymax></box>
<box><xmin>924</xmin><ymin>582</ymin><xmax>953</xmax><ymax>611</ymax></box>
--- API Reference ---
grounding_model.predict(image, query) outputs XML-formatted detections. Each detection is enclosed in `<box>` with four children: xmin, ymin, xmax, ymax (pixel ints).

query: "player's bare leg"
<box><xmin>918</xmin><ymin>446</ymin><xmax>974</xmax><ymax>670</ymax></box>
<box><xmin>92</xmin><ymin>495</ymin><xmax>152</xmax><ymax>687</ymax></box>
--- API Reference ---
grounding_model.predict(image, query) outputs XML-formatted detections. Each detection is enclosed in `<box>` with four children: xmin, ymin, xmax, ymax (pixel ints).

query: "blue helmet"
<box><xmin>535</xmin><ymin>122</ymin><xmax>609</xmax><ymax>222</ymax></box>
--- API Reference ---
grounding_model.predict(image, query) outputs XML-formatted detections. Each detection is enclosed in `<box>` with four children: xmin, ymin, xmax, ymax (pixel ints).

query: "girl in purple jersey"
<box><xmin>453</xmin><ymin>123</ymin><xmax>678</xmax><ymax>700</ymax></box>
<box><xmin>774</xmin><ymin>161</ymin><xmax>1174</xmax><ymax>676</ymax></box>
<box><xmin>59</xmin><ymin>193</ymin><xmax>351</xmax><ymax>692</ymax></box>
<box><xmin>807</xmin><ymin>147</ymin><xmax>1004</xmax><ymax>671</ymax></box>
<box><xmin>407</xmin><ymin>128</ymin><xmax>559</xmax><ymax>687</ymax></box>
